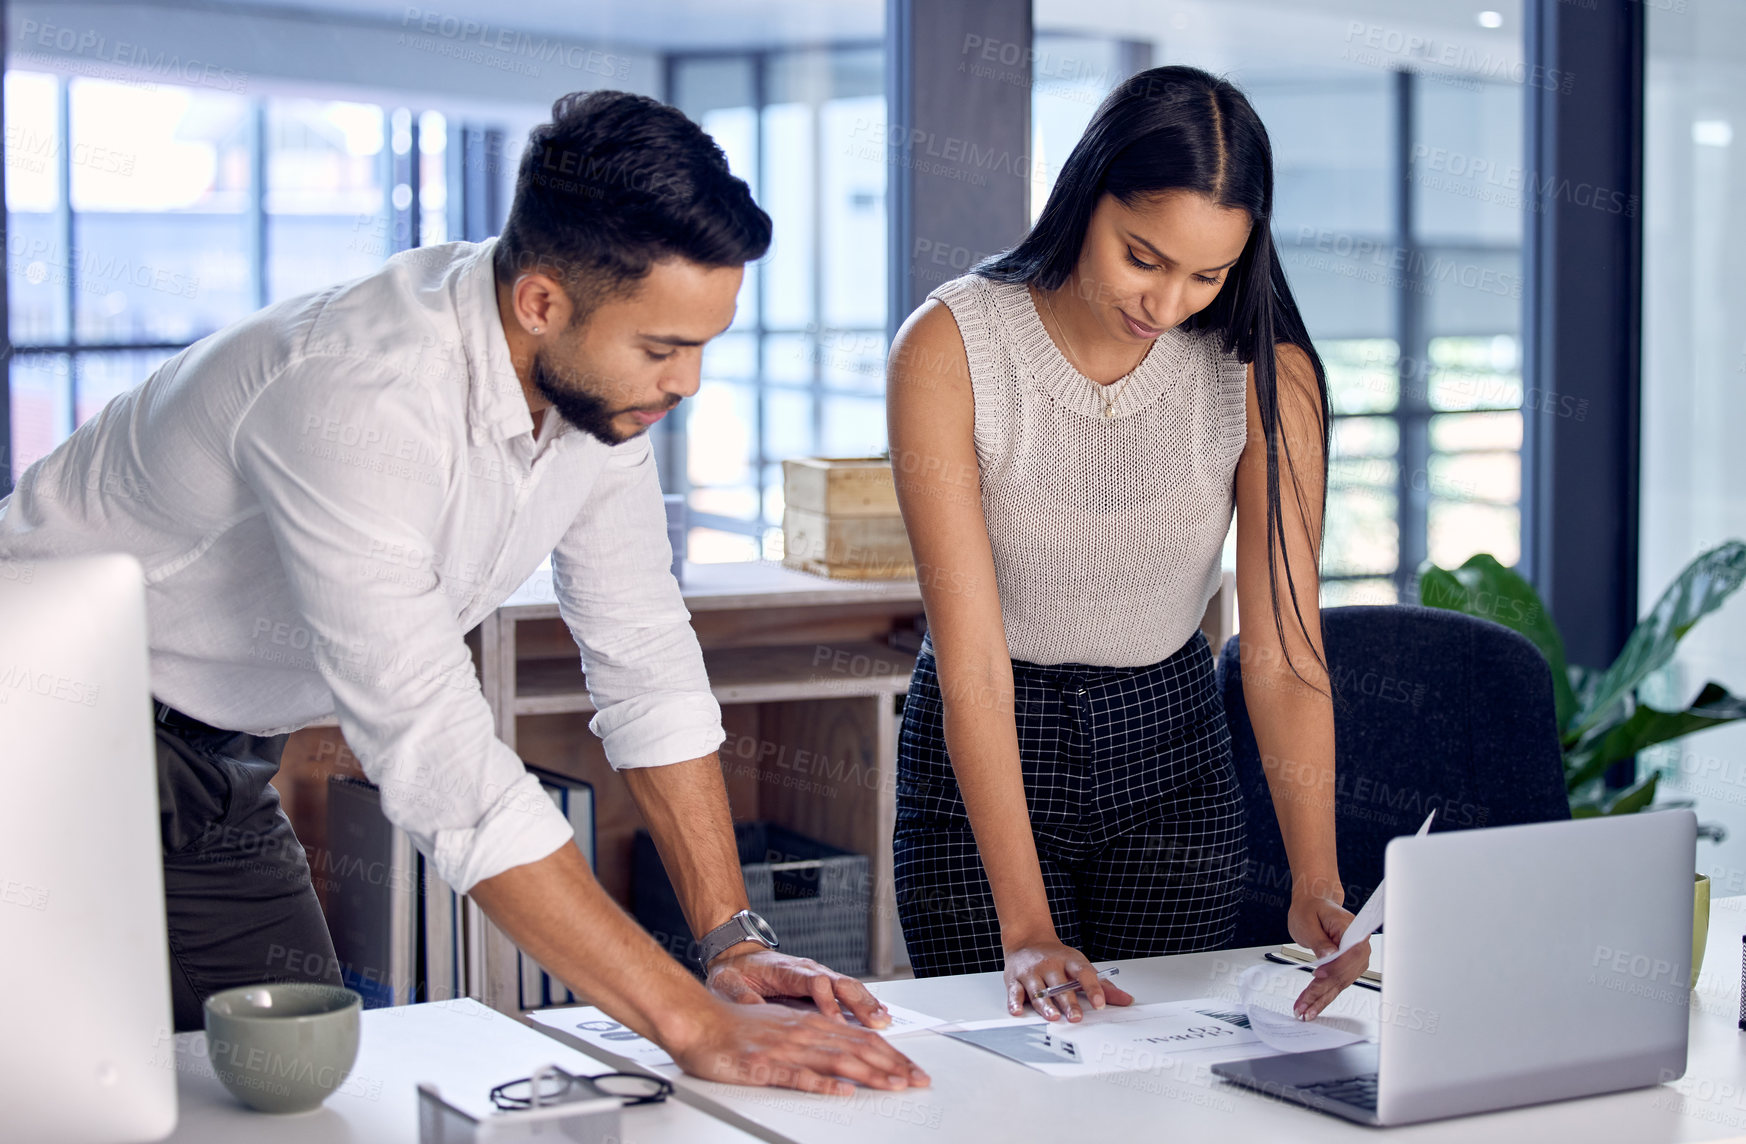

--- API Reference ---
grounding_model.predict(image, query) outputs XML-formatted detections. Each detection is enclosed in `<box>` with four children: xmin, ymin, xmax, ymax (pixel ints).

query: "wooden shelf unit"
<box><xmin>457</xmin><ymin>560</ymin><xmax>924</xmax><ymax>1007</ymax></box>
<box><xmin>510</xmin><ymin>640</ymin><xmax>916</xmax><ymax>716</ymax></box>
<box><xmin>277</xmin><ymin>560</ymin><xmax>1236</xmax><ymax>1013</ymax></box>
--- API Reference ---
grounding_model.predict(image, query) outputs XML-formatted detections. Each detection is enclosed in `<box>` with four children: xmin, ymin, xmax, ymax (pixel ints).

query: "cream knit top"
<box><xmin>927</xmin><ymin>273</ymin><xmax>1249</xmax><ymax>668</ymax></box>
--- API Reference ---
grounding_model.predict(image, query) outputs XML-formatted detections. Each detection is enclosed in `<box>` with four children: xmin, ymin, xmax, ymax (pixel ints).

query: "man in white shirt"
<box><xmin>0</xmin><ymin>90</ymin><xmax>926</xmax><ymax>1098</ymax></box>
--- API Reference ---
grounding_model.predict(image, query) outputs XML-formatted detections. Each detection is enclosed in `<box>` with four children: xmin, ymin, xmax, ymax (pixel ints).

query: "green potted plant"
<box><xmin>1417</xmin><ymin>540</ymin><xmax>1746</xmax><ymax>982</ymax></box>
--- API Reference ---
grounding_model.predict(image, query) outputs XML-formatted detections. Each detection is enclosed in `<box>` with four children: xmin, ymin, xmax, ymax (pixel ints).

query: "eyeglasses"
<box><xmin>489</xmin><ymin>1066</ymin><xmax>673</xmax><ymax>1112</ymax></box>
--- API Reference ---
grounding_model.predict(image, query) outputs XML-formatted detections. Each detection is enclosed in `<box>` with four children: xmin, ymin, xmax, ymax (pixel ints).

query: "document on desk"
<box><xmin>1235</xmin><ymin>968</ymin><xmax>1371</xmax><ymax>1053</ymax></box>
<box><xmin>1234</xmin><ymin>808</ymin><xmax>1434</xmax><ymax>1052</ymax></box>
<box><xmin>939</xmin><ymin>999</ymin><xmax>1281</xmax><ymax>1077</ymax></box>
<box><xmin>529</xmin><ymin>1000</ymin><xmax>947</xmax><ymax>1070</ymax></box>
<box><xmin>765</xmin><ymin>995</ymin><xmax>950</xmax><ymax>1036</ymax></box>
<box><xmin>529</xmin><ymin>1006</ymin><xmax>679</xmax><ymax>1068</ymax></box>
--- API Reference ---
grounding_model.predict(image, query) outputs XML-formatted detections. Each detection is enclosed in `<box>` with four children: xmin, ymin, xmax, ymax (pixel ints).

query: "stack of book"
<box><xmin>325</xmin><ymin>777</ymin><xmax>416</xmax><ymax>1008</ymax></box>
<box><xmin>324</xmin><ymin>767</ymin><xmax>595</xmax><ymax>1013</ymax></box>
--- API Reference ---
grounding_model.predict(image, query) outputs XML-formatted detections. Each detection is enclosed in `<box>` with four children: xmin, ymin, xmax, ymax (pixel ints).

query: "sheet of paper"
<box><xmin>1231</xmin><ymin>810</ymin><xmax>1432</xmax><ymax>1053</ymax></box>
<box><xmin>528</xmin><ymin>1006</ymin><xmax>676</xmax><ymax>1068</ymax></box>
<box><xmin>1236</xmin><ymin>964</ymin><xmax>1369</xmax><ymax>1053</ymax></box>
<box><xmin>940</xmin><ymin>999</ymin><xmax>1276</xmax><ymax>1077</ymax></box>
<box><xmin>761</xmin><ymin>995</ymin><xmax>948</xmax><ymax>1036</ymax></box>
<box><xmin>1309</xmin><ymin>808</ymin><xmax>1436</xmax><ymax>968</ymax></box>
<box><xmin>529</xmin><ymin>999</ymin><xmax>948</xmax><ymax>1070</ymax></box>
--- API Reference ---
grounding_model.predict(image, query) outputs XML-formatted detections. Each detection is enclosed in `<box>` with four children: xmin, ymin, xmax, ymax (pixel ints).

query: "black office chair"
<box><xmin>1218</xmin><ymin>604</ymin><xmax>1569</xmax><ymax>949</ymax></box>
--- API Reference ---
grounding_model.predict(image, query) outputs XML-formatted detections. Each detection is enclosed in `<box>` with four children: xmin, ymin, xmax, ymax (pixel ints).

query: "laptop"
<box><xmin>1212</xmin><ymin>811</ymin><xmax>1696</xmax><ymax>1127</ymax></box>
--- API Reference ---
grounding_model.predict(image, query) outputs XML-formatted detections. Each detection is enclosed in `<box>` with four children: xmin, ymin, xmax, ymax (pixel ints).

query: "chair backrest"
<box><xmin>1218</xmin><ymin>604</ymin><xmax>1569</xmax><ymax>950</ymax></box>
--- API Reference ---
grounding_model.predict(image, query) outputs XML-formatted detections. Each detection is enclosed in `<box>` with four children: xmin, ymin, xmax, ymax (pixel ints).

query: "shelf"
<box><xmin>513</xmin><ymin>640</ymin><xmax>918</xmax><ymax>716</ymax></box>
<box><xmin>498</xmin><ymin>560</ymin><xmax>922</xmax><ymax>621</ymax></box>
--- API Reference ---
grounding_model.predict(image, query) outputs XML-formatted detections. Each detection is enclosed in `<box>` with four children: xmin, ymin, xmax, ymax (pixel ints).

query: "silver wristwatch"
<box><xmin>695</xmin><ymin>909</ymin><xmax>779</xmax><ymax>968</ymax></box>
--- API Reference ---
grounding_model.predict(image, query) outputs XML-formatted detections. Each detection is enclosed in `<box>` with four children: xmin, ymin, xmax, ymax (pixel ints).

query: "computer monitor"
<box><xmin>0</xmin><ymin>554</ymin><xmax>176</xmax><ymax>1142</ymax></box>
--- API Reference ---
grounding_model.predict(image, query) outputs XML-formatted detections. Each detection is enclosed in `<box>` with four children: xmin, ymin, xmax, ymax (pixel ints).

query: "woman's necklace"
<box><xmin>1041</xmin><ymin>287</ymin><xmax>1138</xmax><ymax>419</ymax></box>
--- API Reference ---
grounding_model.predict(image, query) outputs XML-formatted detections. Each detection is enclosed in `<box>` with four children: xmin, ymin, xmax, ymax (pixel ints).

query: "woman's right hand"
<box><xmin>1003</xmin><ymin>939</ymin><xmax>1135</xmax><ymax>1021</ymax></box>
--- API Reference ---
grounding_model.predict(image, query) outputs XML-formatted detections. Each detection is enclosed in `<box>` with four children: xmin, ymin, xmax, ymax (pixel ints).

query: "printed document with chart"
<box><xmin>941</xmin><ymin>998</ymin><xmax>1290</xmax><ymax>1077</ymax></box>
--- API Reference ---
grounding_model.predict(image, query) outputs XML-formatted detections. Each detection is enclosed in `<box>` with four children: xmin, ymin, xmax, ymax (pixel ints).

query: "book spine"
<box><xmin>420</xmin><ymin>856</ymin><xmax>459</xmax><ymax>1002</ymax></box>
<box><xmin>389</xmin><ymin>823</ymin><xmax>415</xmax><ymax>1005</ymax></box>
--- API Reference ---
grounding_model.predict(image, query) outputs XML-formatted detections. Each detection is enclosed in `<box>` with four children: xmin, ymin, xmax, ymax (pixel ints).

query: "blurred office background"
<box><xmin>4</xmin><ymin>0</ymin><xmax>1742</xmax><ymax>870</ymax></box>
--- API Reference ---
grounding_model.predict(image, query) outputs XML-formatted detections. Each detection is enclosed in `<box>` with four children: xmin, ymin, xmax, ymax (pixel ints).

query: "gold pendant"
<box><xmin>1103</xmin><ymin>406</ymin><xmax>1114</xmax><ymax>419</ymax></box>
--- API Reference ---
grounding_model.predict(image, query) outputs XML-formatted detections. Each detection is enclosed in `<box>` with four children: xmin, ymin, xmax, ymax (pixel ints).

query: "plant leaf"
<box><xmin>1603</xmin><ymin>772</ymin><xmax>1659</xmax><ymax>815</ymax></box>
<box><xmin>1568</xmin><ymin>664</ymin><xmax>1601</xmax><ymax>714</ymax></box>
<box><xmin>1564</xmin><ymin>736</ymin><xmax>1619</xmax><ymax>793</ymax></box>
<box><xmin>1417</xmin><ymin>555</ymin><xmax>1574</xmax><ymax>730</ymax></box>
<box><xmin>1570</xmin><ymin>540</ymin><xmax>1746</xmax><ymax>740</ymax></box>
<box><xmin>1566</xmin><ymin>683</ymin><xmax>1746</xmax><ymax>784</ymax></box>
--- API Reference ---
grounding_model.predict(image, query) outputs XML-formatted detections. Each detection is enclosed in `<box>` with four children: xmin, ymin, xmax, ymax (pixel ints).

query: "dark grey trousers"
<box><xmin>156</xmin><ymin>705</ymin><xmax>342</xmax><ymax>1031</ymax></box>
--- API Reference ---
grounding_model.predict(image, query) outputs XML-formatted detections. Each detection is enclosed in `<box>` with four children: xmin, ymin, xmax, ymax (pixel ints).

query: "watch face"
<box><xmin>743</xmin><ymin>911</ymin><xmax>778</xmax><ymax>947</ymax></box>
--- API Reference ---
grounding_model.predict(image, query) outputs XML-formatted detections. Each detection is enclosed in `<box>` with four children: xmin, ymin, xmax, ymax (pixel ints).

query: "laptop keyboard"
<box><xmin>1296</xmin><ymin>1073</ymin><xmax>1379</xmax><ymax>1111</ymax></box>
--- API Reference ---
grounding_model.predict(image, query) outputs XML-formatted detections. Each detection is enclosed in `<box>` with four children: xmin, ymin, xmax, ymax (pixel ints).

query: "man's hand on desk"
<box><xmin>706</xmin><ymin>944</ymin><xmax>894</xmax><ymax>1028</ymax></box>
<box><xmin>669</xmin><ymin>998</ymin><xmax>932</xmax><ymax>1097</ymax></box>
<box><xmin>467</xmin><ymin>844</ymin><xmax>929</xmax><ymax>1098</ymax></box>
<box><xmin>618</xmin><ymin>754</ymin><xmax>929</xmax><ymax>1090</ymax></box>
<box><xmin>1288</xmin><ymin>891</ymin><xmax>1371</xmax><ymax>1020</ymax></box>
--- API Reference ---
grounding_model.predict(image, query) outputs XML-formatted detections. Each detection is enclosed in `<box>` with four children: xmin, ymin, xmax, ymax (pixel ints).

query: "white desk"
<box><xmin>161</xmin><ymin>998</ymin><xmax>757</xmax><ymax>1143</ymax></box>
<box><xmin>162</xmin><ymin>902</ymin><xmax>1746</xmax><ymax>1144</ymax></box>
<box><xmin>541</xmin><ymin>895</ymin><xmax>1746</xmax><ymax>1144</ymax></box>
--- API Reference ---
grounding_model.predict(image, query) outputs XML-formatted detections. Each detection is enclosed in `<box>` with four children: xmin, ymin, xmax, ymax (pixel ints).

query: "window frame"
<box><xmin>1</xmin><ymin>69</ymin><xmax>499</xmax><ymax>490</ymax></box>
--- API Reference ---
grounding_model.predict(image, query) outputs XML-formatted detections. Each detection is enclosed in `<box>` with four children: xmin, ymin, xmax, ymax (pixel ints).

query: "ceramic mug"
<box><xmin>1692</xmin><ymin>873</ymin><xmax>1711</xmax><ymax>985</ymax></box>
<box><xmin>203</xmin><ymin>983</ymin><xmax>362</xmax><ymax>1114</ymax></box>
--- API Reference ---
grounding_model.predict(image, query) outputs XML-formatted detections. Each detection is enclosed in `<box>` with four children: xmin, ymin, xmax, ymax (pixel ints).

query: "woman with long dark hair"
<box><xmin>885</xmin><ymin>65</ymin><xmax>1367</xmax><ymax>1021</ymax></box>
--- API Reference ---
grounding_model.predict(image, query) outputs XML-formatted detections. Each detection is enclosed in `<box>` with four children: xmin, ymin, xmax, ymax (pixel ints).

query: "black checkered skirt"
<box><xmin>894</xmin><ymin>629</ymin><xmax>1247</xmax><ymax>977</ymax></box>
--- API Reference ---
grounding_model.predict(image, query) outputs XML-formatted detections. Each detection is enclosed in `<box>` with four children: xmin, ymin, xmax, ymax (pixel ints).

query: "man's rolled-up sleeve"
<box><xmin>551</xmin><ymin>434</ymin><xmax>725</xmax><ymax>769</ymax></box>
<box><xmin>234</xmin><ymin>359</ymin><xmax>575</xmax><ymax>894</ymax></box>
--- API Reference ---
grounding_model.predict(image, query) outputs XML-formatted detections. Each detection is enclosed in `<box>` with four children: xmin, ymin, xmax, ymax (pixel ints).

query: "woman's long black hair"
<box><xmin>978</xmin><ymin>65</ymin><xmax>1330</xmax><ymax>685</ymax></box>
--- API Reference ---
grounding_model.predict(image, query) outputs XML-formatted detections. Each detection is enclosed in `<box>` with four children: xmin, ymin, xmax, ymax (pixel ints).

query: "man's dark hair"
<box><xmin>494</xmin><ymin>90</ymin><xmax>771</xmax><ymax>320</ymax></box>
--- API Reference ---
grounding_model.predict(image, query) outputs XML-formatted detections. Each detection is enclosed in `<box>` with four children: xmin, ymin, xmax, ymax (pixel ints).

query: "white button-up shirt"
<box><xmin>0</xmin><ymin>239</ymin><xmax>725</xmax><ymax>893</ymax></box>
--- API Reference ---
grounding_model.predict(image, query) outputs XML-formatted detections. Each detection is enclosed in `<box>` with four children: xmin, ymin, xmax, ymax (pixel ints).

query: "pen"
<box><xmin>1036</xmin><ymin>966</ymin><xmax>1120</xmax><ymax>1001</ymax></box>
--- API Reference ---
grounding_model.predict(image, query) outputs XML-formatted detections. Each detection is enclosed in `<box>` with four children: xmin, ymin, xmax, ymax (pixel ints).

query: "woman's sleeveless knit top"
<box><xmin>926</xmin><ymin>273</ymin><xmax>1249</xmax><ymax>667</ymax></box>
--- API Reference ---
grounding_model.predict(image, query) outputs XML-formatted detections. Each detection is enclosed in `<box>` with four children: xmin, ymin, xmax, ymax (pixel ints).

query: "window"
<box><xmin>5</xmin><ymin>71</ymin><xmax>228</xmax><ymax>474</ymax></box>
<box><xmin>265</xmin><ymin>99</ymin><xmax>391</xmax><ymax>303</ymax></box>
<box><xmin>1032</xmin><ymin>3</ymin><xmax>1529</xmax><ymax>604</ymax></box>
<box><xmin>668</xmin><ymin>45</ymin><xmax>886</xmax><ymax>563</ymax></box>
<box><xmin>4</xmin><ymin>70</ymin><xmax>488</xmax><ymax>485</ymax></box>
<box><xmin>70</xmin><ymin>79</ymin><xmax>253</xmax><ymax>344</ymax></box>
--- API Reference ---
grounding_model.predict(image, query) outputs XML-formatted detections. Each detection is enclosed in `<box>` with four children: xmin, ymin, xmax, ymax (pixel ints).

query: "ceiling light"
<box><xmin>1693</xmin><ymin>120</ymin><xmax>1733</xmax><ymax>147</ymax></box>
<box><xmin>1477</xmin><ymin>11</ymin><xmax>1504</xmax><ymax>29</ymax></box>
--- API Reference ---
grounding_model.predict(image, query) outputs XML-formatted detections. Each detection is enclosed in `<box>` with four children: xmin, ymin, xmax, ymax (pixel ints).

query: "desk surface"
<box><xmin>543</xmin><ymin>895</ymin><xmax>1746</xmax><ymax>1144</ymax></box>
<box><xmin>162</xmin><ymin>998</ymin><xmax>756</xmax><ymax>1144</ymax></box>
<box><xmin>165</xmin><ymin>902</ymin><xmax>1746</xmax><ymax>1144</ymax></box>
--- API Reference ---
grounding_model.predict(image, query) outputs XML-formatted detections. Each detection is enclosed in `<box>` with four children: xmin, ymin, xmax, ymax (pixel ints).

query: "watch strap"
<box><xmin>695</xmin><ymin>909</ymin><xmax>776</xmax><ymax>967</ymax></box>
